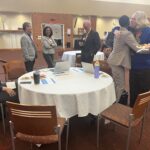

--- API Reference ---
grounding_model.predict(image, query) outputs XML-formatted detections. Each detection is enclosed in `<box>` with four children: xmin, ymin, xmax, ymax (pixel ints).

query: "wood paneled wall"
<box><xmin>32</xmin><ymin>13</ymin><xmax>74</xmax><ymax>51</ymax></box>
<box><xmin>90</xmin><ymin>16</ymin><xmax>97</xmax><ymax>31</ymax></box>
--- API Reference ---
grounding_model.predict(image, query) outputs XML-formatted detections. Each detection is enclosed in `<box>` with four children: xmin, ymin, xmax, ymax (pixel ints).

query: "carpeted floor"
<box><xmin>0</xmin><ymin>114</ymin><xmax>150</xmax><ymax>150</ymax></box>
<box><xmin>0</xmin><ymin>50</ymin><xmax>150</xmax><ymax>150</ymax></box>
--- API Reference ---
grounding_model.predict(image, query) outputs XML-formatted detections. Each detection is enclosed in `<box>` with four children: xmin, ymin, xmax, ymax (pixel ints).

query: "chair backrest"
<box><xmin>93</xmin><ymin>60</ymin><xmax>112</xmax><ymax>76</ymax></box>
<box><xmin>3</xmin><ymin>60</ymin><xmax>25</xmax><ymax>81</ymax></box>
<box><xmin>132</xmin><ymin>91</ymin><xmax>150</xmax><ymax>120</ymax></box>
<box><xmin>0</xmin><ymin>59</ymin><xmax>7</xmax><ymax>63</ymax></box>
<box><xmin>7</xmin><ymin>102</ymin><xmax>58</xmax><ymax>136</ymax></box>
<box><xmin>75</xmin><ymin>53</ymin><xmax>82</xmax><ymax>67</ymax></box>
<box><xmin>0</xmin><ymin>59</ymin><xmax>7</xmax><ymax>80</ymax></box>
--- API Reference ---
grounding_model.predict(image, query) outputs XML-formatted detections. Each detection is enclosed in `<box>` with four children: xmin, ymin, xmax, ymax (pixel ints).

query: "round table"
<box><xmin>18</xmin><ymin>68</ymin><xmax>116</xmax><ymax>118</ymax></box>
<box><xmin>62</xmin><ymin>50</ymin><xmax>104</xmax><ymax>67</ymax></box>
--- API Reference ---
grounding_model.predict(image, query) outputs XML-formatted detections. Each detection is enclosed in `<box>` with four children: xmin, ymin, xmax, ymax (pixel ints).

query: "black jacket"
<box><xmin>0</xmin><ymin>82</ymin><xmax>3</xmax><ymax>92</ymax></box>
<box><xmin>81</xmin><ymin>30</ymin><xmax>101</xmax><ymax>63</ymax></box>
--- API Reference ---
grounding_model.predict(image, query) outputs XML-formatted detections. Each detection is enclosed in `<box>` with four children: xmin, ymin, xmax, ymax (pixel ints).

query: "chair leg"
<box><xmin>111</xmin><ymin>122</ymin><xmax>116</xmax><ymax>131</ymax></box>
<box><xmin>9</xmin><ymin>121</ymin><xmax>15</xmax><ymax>150</ymax></box>
<box><xmin>30</xmin><ymin>143</ymin><xmax>33</xmax><ymax>150</ymax></box>
<box><xmin>100</xmin><ymin>117</ymin><xmax>105</xmax><ymax>150</ymax></box>
<box><xmin>66</xmin><ymin>119</ymin><xmax>69</xmax><ymax>150</ymax></box>
<box><xmin>139</xmin><ymin>117</ymin><xmax>145</xmax><ymax>144</ymax></box>
<box><xmin>97</xmin><ymin>115</ymin><xmax>100</xmax><ymax>148</ymax></box>
<box><xmin>126</xmin><ymin>126</ymin><xmax>132</xmax><ymax>150</ymax></box>
<box><xmin>0</xmin><ymin>103</ymin><xmax>6</xmax><ymax>135</ymax></box>
<box><xmin>146</xmin><ymin>103</ymin><xmax>149</xmax><ymax>113</ymax></box>
<box><xmin>58</xmin><ymin>134</ymin><xmax>61</xmax><ymax>150</ymax></box>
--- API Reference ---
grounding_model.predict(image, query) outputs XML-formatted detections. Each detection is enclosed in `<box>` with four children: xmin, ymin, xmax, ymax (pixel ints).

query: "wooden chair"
<box><xmin>75</xmin><ymin>53</ymin><xmax>82</xmax><ymax>67</ymax></box>
<box><xmin>3</xmin><ymin>60</ymin><xmax>26</xmax><ymax>81</ymax></box>
<box><xmin>99</xmin><ymin>60</ymin><xmax>112</xmax><ymax>76</ymax></box>
<box><xmin>0</xmin><ymin>59</ymin><xmax>7</xmax><ymax>64</ymax></box>
<box><xmin>0</xmin><ymin>98</ymin><xmax>6</xmax><ymax>135</ymax></box>
<box><xmin>1</xmin><ymin>60</ymin><xmax>24</xmax><ymax>134</ymax></box>
<box><xmin>0</xmin><ymin>59</ymin><xmax>7</xmax><ymax>79</ymax></box>
<box><xmin>7</xmin><ymin>102</ymin><xmax>69</xmax><ymax>150</ymax></box>
<box><xmin>93</xmin><ymin>60</ymin><xmax>112</xmax><ymax>76</ymax></box>
<box><xmin>97</xmin><ymin>91</ymin><xmax>150</xmax><ymax>150</ymax></box>
<box><xmin>0</xmin><ymin>59</ymin><xmax>7</xmax><ymax>134</ymax></box>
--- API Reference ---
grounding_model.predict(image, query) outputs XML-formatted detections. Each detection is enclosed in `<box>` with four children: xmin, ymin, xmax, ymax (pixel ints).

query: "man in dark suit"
<box><xmin>80</xmin><ymin>20</ymin><xmax>101</xmax><ymax>63</ymax></box>
<box><xmin>20</xmin><ymin>22</ymin><xmax>37</xmax><ymax>72</ymax></box>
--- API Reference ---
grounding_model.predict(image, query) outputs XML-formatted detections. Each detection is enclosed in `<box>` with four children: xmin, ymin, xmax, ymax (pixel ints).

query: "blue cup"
<box><xmin>94</xmin><ymin>66</ymin><xmax>100</xmax><ymax>78</ymax></box>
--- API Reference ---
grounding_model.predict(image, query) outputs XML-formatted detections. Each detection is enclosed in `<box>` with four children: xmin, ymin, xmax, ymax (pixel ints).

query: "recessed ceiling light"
<box><xmin>92</xmin><ymin>0</ymin><xmax>150</xmax><ymax>5</ymax></box>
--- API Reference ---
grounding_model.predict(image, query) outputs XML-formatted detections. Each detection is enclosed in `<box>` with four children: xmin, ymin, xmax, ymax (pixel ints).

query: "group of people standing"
<box><xmin>20</xmin><ymin>22</ymin><xmax>57</xmax><ymax>72</ymax></box>
<box><xmin>20</xmin><ymin>20</ymin><xmax>101</xmax><ymax>71</ymax></box>
<box><xmin>19</xmin><ymin>11</ymin><xmax>150</xmax><ymax>108</ymax></box>
<box><xmin>75</xmin><ymin>11</ymin><xmax>150</xmax><ymax>107</ymax></box>
<box><xmin>107</xmin><ymin>11</ymin><xmax>150</xmax><ymax>106</ymax></box>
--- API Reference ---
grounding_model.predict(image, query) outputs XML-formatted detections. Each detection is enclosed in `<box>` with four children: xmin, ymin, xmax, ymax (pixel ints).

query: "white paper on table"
<box><xmin>6</xmin><ymin>82</ymin><xmax>16</xmax><ymax>89</ymax></box>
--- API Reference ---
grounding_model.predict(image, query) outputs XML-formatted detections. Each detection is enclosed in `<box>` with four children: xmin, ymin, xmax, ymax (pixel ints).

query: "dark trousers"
<box><xmin>130</xmin><ymin>69</ymin><xmax>150</xmax><ymax>107</ymax></box>
<box><xmin>43</xmin><ymin>53</ymin><xmax>54</xmax><ymax>68</ymax></box>
<box><xmin>81</xmin><ymin>53</ymin><xmax>94</xmax><ymax>63</ymax></box>
<box><xmin>25</xmin><ymin>60</ymin><xmax>35</xmax><ymax>72</ymax></box>
<box><xmin>0</xmin><ymin>81</ymin><xmax>19</xmax><ymax>103</ymax></box>
<box><xmin>0</xmin><ymin>88</ymin><xmax>19</xmax><ymax>119</ymax></box>
<box><xmin>0</xmin><ymin>89</ymin><xmax>19</xmax><ymax>103</ymax></box>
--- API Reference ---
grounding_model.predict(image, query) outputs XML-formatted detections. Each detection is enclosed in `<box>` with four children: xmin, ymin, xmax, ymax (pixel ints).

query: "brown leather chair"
<box><xmin>97</xmin><ymin>91</ymin><xmax>150</xmax><ymax>150</ymax></box>
<box><xmin>75</xmin><ymin>53</ymin><xmax>82</xmax><ymax>67</ymax></box>
<box><xmin>7</xmin><ymin>102</ymin><xmax>69</xmax><ymax>150</ymax></box>
<box><xmin>3</xmin><ymin>60</ymin><xmax>26</xmax><ymax>81</ymax></box>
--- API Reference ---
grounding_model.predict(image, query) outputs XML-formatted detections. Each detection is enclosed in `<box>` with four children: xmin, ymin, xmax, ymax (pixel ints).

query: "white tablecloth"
<box><xmin>18</xmin><ymin>68</ymin><xmax>116</xmax><ymax>118</ymax></box>
<box><xmin>62</xmin><ymin>50</ymin><xmax>104</xmax><ymax>67</ymax></box>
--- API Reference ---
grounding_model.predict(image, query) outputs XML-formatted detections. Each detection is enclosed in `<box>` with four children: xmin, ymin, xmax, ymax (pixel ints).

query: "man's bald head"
<box><xmin>83</xmin><ymin>20</ymin><xmax>91</xmax><ymax>32</ymax></box>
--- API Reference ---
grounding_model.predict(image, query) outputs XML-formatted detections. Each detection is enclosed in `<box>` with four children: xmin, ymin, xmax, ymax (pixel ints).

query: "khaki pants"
<box><xmin>110</xmin><ymin>65</ymin><xmax>130</xmax><ymax>103</ymax></box>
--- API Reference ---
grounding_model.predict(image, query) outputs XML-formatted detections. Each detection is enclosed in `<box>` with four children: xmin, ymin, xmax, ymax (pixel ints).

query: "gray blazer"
<box><xmin>41</xmin><ymin>36</ymin><xmax>57</xmax><ymax>54</ymax></box>
<box><xmin>107</xmin><ymin>27</ymin><xmax>140</xmax><ymax>69</ymax></box>
<box><xmin>20</xmin><ymin>33</ymin><xmax>37</xmax><ymax>62</ymax></box>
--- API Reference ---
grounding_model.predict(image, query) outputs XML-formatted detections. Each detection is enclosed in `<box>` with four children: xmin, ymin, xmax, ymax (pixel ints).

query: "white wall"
<box><xmin>0</xmin><ymin>0</ymin><xmax>150</xmax><ymax>17</ymax></box>
<box><xmin>0</xmin><ymin>13</ymin><xmax>31</xmax><ymax>30</ymax></box>
<box><xmin>94</xmin><ymin>0</ymin><xmax>150</xmax><ymax>5</ymax></box>
<box><xmin>73</xmin><ymin>16</ymin><xmax>91</xmax><ymax>35</ymax></box>
<box><xmin>96</xmin><ymin>17</ymin><xmax>119</xmax><ymax>38</ymax></box>
<box><xmin>0</xmin><ymin>13</ymin><xmax>31</xmax><ymax>49</ymax></box>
